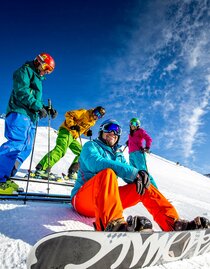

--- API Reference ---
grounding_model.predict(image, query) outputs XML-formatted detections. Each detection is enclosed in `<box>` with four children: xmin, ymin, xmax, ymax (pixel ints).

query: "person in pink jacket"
<box><xmin>127</xmin><ymin>118</ymin><xmax>158</xmax><ymax>188</ymax></box>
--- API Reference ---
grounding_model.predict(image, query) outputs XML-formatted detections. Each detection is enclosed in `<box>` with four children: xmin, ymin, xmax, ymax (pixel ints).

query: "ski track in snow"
<box><xmin>0</xmin><ymin>119</ymin><xmax>210</xmax><ymax>269</ymax></box>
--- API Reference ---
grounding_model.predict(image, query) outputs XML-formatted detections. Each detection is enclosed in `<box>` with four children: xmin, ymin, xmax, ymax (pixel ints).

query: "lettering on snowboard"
<box><xmin>28</xmin><ymin>229</ymin><xmax>210</xmax><ymax>269</ymax></box>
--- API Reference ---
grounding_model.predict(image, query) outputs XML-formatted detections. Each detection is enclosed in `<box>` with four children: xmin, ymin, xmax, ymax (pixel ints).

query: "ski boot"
<box><xmin>0</xmin><ymin>182</ymin><xmax>15</xmax><ymax>195</ymax></box>
<box><xmin>6</xmin><ymin>179</ymin><xmax>19</xmax><ymax>191</ymax></box>
<box><xmin>68</xmin><ymin>163</ymin><xmax>79</xmax><ymax>180</ymax></box>
<box><xmin>0</xmin><ymin>180</ymin><xmax>22</xmax><ymax>194</ymax></box>
<box><xmin>34</xmin><ymin>165</ymin><xmax>55</xmax><ymax>180</ymax></box>
<box><xmin>68</xmin><ymin>172</ymin><xmax>78</xmax><ymax>180</ymax></box>
<box><xmin>174</xmin><ymin>216</ymin><xmax>210</xmax><ymax>231</ymax></box>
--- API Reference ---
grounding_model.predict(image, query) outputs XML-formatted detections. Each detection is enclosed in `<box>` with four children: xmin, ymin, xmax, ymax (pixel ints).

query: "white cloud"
<box><xmin>101</xmin><ymin>0</ymin><xmax>210</xmax><ymax>171</ymax></box>
<box><xmin>165</xmin><ymin>62</ymin><xmax>177</xmax><ymax>72</ymax></box>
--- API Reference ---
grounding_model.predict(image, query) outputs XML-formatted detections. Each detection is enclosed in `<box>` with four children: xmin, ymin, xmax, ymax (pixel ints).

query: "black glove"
<box><xmin>86</xmin><ymin>130</ymin><xmax>92</xmax><ymax>137</ymax></box>
<box><xmin>50</xmin><ymin>108</ymin><xmax>58</xmax><ymax>119</ymax></box>
<box><xmin>140</xmin><ymin>147</ymin><xmax>150</xmax><ymax>153</ymax></box>
<box><xmin>38</xmin><ymin>108</ymin><xmax>48</xmax><ymax>119</ymax></box>
<box><xmin>70</xmin><ymin>125</ymin><xmax>80</xmax><ymax>132</ymax></box>
<box><xmin>140</xmin><ymin>147</ymin><xmax>145</xmax><ymax>152</ymax></box>
<box><xmin>127</xmin><ymin>215</ymin><xmax>153</xmax><ymax>231</ymax></box>
<box><xmin>135</xmin><ymin>170</ymin><xmax>150</xmax><ymax>195</ymax></box>
<box><xmin>144</xmin><ymin>147</ymin><xmax>150</xmax><ymax>153</ymax></box>
<box><xmin>43</xmin><ymin>105</ymin><xmax>58</xmax><ymax>119</ymax></box>
<box><xmin>125</xmin><ymin>140</ymin><xmax>129</xmax><ymax>146</ymax></box>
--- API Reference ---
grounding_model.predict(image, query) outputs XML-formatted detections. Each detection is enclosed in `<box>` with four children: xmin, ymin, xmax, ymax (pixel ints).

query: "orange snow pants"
<box><xmin>72</xmin><ymin>168</ymin><xmax>179</xmax><ymax>231</ymax></box>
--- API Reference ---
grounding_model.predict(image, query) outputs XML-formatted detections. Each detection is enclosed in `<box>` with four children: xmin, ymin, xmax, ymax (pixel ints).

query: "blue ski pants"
<box><xmin>0</xmin><ymin>112</ymin><xmax>36</xmax><ymax>182</ymax></box>
<box><xmin>129</xmin><ymin>151</ymin><xmax>158</xmax><ymax>189</ymax></box>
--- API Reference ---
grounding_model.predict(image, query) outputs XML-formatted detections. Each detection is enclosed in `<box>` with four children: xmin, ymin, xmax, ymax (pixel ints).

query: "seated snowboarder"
<box><xmin>71</xmin><ymin>119</ymin><xmax>210</xmax><ymax>231</ymax></box>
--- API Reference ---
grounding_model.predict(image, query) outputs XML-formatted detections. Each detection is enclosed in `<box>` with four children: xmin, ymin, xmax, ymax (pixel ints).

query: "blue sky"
<box><xmin>1</xmin><ymin>0</ymin><xmax>210</xmax><ymax>174</ymax></box>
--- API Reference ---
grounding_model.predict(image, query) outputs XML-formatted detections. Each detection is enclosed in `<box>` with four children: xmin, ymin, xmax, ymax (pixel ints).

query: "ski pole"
<box><xmin>23</xmin><ymin>120</ymin><xmax>38</xmax><ymax>205</ymax></box>
<box><xmin>47</xmin><ymin>98</ymin><xmax>51</xmax><ymax>194</ymax></box>
<box><xmin>123</xmin><ymin>145</ymin><xmax>127</xmax><ymax>152</ymax></box>
<box><xmin>78</xmin><ymin>131</ymin><xmax>83</xmax><ymax>146</ymax></box>
<box><xmin>142</xmin><ymin>151</ymin><xmax>149</xmax><ymax>172</ymax></box>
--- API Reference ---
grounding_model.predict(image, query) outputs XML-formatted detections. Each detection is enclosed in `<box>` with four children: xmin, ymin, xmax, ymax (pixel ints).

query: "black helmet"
<box><xmin>93</xmin><ymin>106</ymin><xmax>106</xmax><ymax>119</ymax></box>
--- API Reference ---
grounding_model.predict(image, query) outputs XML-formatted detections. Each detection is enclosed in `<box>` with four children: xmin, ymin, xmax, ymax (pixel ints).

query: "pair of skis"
<box><xmin>0</xmin><ymin>191</ymin><xmax>71</xmax><ymax>203</ymax></box>
<box><xmin>0</xmin><ymin>176</ymin><xmax>74</xmax><ymax>203</ymax></box>
<box><xmin>11</xmin><ymin>176</ymin><xmax>75</xmax><ymax>187</ymax></box>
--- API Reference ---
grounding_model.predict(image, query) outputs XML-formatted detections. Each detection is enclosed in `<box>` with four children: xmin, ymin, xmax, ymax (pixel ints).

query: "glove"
<box><xmin>50</xmin><ymin>108</ymin><xmax>58</xmax><ymax>119</ymax></box>
<box><xmin>135</xmin><ymin>170</ymin><xmax>150</xmax><ymax>195</ymax></box>
<box><xmin>140</xmin><ymin>147</ymin><xmax>150</xmax><ymax>153</ymax></box>
<box><xmin>70</xmin><ymin>125</ymin><xmax>80</xmax><ymax>132</ymax></box>
<box><xmin>86</xmin><ymin>130</ymin><xmax>92</xmax><ymax>137</ymax></box>
<box><xmin>144</xmin><ymin>147</ymin><xmax>150</xmax><ymax>153</ymax></box>
<box><xmin>127</xmin><ymin>215</ymin><xmax>153</xmax><ymax>231</ymax></box>
<box><xmin>125</xmin><ymin>140</ymin><xmax>128</xmax><ymax>146</ymax></box>
<box><xmin>38</xmin><ymin>108</ymin><xmax>48</xmax><ymax>119</ymax></box>
<box><xmin>43</xmin><ymin>105</ymin><xmax>58</xmax><ymax>119</ymax></box>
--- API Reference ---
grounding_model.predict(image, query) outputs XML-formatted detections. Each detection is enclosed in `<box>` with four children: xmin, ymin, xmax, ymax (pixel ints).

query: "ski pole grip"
<box><xmin>48</xmin><ymin>99</ymin><xmax>52</xmax><ymax>111</ymax></box>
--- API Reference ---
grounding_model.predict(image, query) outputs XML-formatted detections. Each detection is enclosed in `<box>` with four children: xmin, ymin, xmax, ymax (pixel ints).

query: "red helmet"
<box><xmin>35</xmin><ymin>53</ymin><xmax>55</xmax><ymax>74</ymax></box>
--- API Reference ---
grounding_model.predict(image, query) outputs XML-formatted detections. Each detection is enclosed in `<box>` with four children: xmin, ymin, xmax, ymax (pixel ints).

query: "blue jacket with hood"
<box><xmin>71</xmin><ymin>138</ymin><xmax>139</xmax><ymax>199</ymax></box>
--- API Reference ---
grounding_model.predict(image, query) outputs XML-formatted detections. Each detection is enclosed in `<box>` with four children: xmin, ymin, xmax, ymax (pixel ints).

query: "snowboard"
<box><xmin>27</xmin><ymin>228</ymin><xmax>210</xmax><ymax>269</ymax></box>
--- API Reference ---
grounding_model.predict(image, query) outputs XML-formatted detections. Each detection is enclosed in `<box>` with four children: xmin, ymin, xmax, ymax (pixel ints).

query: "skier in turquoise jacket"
<box><xmin>0</xmin><ymin>53</ymin><xmax>57</xmax><ymax>194</ymax></box>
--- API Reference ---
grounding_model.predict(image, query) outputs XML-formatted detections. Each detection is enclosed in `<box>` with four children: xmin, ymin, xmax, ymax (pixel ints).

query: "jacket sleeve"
<box><xmin>80</xmin><ymin>142</ymin><xmax>139</xmax><ymax>183</ymax></box>
<box><xmin>13</xmin><ymin>65</ymin><xmax>43</xmax><ymax>111</ymax></box>
<box><xmin>141</xmin><ymin>129</ymin><xmax>152</xmax><ymax>148</ymax></box>
<box><xmin>64</xmin><ymin>109</ymin><xmax>85</xmax><ymax>128</ymax></box>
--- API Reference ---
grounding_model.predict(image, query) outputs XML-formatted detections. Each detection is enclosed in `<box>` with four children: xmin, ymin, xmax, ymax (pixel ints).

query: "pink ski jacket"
<box><xmin>128</xmin><ymin>128</ymin><xmax>152</xmax><ymax>154</ymax></box>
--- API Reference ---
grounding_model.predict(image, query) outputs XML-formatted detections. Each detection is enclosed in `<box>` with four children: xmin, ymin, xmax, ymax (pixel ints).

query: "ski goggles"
<box><xmin>37</xmin><ymin>55</ymin><xmax>54</xmax><ymax>74</ymax></box>
<box><xmin>93</xmin><ymin>109</ymin><xmax>105</xmax><ymax>119</ymax></box>
<box><xmin>40</xmin><ymin>62</ymin><xmax>54</xmax><ymax>74</ymax></box>
<box><xmin>101</xmin><ymin>123</ymin><xmax>122</xmax><ymax>136</ymax></box>
<box><xmin>130</xmin><ymin>121</ymin><xmax>139</xmax><ymax>127</ymax></box>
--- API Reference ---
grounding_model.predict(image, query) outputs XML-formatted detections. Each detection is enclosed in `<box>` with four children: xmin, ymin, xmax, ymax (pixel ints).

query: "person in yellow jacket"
<box><xmin>35</xmin><ymin>106</ymin><xmax>105</xmax><ymax>179</ymax></box>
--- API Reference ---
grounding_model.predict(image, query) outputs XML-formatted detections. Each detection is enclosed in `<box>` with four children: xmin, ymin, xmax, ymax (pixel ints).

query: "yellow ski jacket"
<box><xmin>59</xmin><ymin>109</ymin><xmax>96</xmax><ymax>139</ymax></box>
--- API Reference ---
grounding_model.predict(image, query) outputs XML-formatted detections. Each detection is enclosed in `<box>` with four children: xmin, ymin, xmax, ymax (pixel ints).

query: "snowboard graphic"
<box><xmin>27</xmin><ymin>228</ymin><xmax>210</xmax><ymax>269</ymax></box>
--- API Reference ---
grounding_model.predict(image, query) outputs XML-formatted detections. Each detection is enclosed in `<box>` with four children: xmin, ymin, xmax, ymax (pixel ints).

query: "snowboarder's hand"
<box><xmin>38</xmin><ymin>108</ymin><xmax>48</xmax><ymax>119</ymax></box>
<box><xmin>86</xmin><ymin>130</ymin><xmax>92</xmax><ymax>137</ymax></box>
<box><xmin>70</xmin><ymin>125</ymin><xmax>80</xmax><ymax>132</ymax></box>
<box><xmin>135</xmin><ymin>170</ymin><xmax>150</xmax><ymax>195</ymax></box>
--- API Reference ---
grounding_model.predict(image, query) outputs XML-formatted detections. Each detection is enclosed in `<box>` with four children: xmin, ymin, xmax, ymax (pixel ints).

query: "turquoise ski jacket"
<box><xmin>6</xmin><ymin>61</ymin><xmax>45</xmax><ymax>123</ymax></box>
<box><xmin>71</xmin><ymin>138</ymin><xmax>139</xmax><ymax>199</ymax></box>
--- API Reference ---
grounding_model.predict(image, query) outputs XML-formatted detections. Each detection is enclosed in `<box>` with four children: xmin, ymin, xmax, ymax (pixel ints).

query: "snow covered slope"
<box><xmin>0</xmin><ymin>118</ymin><xmax>210</xmax><ymax>269</ymax></box>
